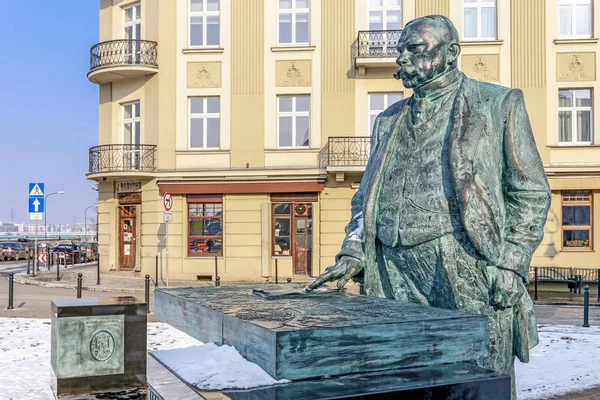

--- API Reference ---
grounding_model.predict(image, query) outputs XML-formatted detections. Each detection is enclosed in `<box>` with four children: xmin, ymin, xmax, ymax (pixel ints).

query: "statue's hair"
<box><xmin>405</xmin><ymin>15</ymin><xmax>460</xmax><ymax>45</ymax></box>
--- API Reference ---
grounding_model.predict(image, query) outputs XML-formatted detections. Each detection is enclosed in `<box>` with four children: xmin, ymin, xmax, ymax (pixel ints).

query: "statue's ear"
<box><xmin>447</xmin><ymin>43</ymin><xmax>461</xmax><ymax>65</ymax></box>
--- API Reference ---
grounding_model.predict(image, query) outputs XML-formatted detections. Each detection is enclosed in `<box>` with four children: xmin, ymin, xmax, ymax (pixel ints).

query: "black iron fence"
<box><xmin>355</xmin><ymin>29</ymin><xmax>402</xmax><ymax>58</ymax></box>
<box><xmin>319</xmin><ymin>137</ymin><xmax>371</xmax><ymax>171</ymax></box>
<box><xmin>89</xmin><ymin>39</ymin><xmax>158</xmax><ymax>72</ymax></box>
<box><xmin>89</xmin><ymin>144</ymin><xmax>157</xmax><ymax>173</ymax></box>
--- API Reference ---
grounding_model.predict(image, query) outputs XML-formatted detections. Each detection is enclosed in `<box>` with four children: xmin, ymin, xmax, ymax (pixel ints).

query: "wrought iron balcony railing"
<box><xmin>355</xmin><ymin>29</ymin><xmax>402</xmax><ymax>58</ymax></box>
<box><xmin>89</xmin><ymin>144</ymin><xmax>157</xmax><ymax>174</ymax></box>
<box><xmin>318</xmin><ymin>137</ymin><xmax>371</xmax><ymax>172</ymax></box>
<box><xmin>89</xmin><ymin>39</ymin><xmax>158</xmax><ymax>72</ymax></box>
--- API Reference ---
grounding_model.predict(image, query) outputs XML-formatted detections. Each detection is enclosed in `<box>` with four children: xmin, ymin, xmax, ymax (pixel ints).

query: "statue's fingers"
<box><xmin>305</xmin><ymin>266</ymin><xmax>344</xmax><ymax>291</ymax></box>
<box><xmin>336</xmin><ymin>263</ymin><xmax>361</xmax><ymax>289</ymax></box>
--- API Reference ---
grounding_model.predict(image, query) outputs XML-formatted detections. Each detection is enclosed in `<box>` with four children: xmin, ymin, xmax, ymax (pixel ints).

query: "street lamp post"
<box><xmin>84</xmin><ymin>205</ymin><xmax>98</xmax><ymax>243</ymax></box>
<box><xmin>44</xmin><ymin>191</ymin><xmax>64</xmax><ymax>268</ymax></box>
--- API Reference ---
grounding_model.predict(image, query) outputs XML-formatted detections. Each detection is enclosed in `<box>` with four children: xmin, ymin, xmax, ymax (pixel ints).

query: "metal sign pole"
<box><xmin>33</xmin><ymin>220</ymin><xmax>38</xmax><ymax>277</ymax></box>
<box><xmin>165</xmin><ymin>220</ymin><xmax>169</xmax><ymax>287</ymax></box>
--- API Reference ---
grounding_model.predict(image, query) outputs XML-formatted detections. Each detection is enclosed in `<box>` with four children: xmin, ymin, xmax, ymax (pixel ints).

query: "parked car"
<box><xmin>53</xmin><ymin>244</ymin><xmax>82</xmax><ymax>265</ymax></box>
<box><xmin>0</xmin><ymin>242</ymin><xmax>29</xmax><ymax>261</ymax></box>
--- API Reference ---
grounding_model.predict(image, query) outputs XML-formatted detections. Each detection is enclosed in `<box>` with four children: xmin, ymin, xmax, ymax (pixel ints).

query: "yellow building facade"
<box><xmin>87</xmin><ymin>0</ymin><xmax>600</xmax><ymax>282</ymax></box>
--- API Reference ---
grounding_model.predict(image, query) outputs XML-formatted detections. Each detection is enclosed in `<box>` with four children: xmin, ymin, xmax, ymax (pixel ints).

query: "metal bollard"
<box><xmin>287</xmin><ymin>278</ymin><xmax>292</xmax><ymax>284</ymax></box>
<box><xmin>359</xmin><ymin>283</ymin><xmax>365</xmax><ymax>295</ymax></box>
<box><xmin>275</xmin><ymin>259</ymin><xmax>279</xmax><ymax>284</ymax></box>
<box><xmin>216</xmin><ymin>276</ymin><xmax>221</xmax><ymax>287</ymax></box>
<box><xmin>597</xmin><ymin>269</ymin><xmax>600</xmax><ymax>303</ymax></box>
<box><xmin>214</xmin><ymin>256</ymin><xmax>218</xmax><ymax>286</ymax></box>
<box><xmin>96</xmin><ymin>253</ymin><xmax>100</xmax><ymax>286</ymax></box>
<box><xmin>145</xmin><ymin>274</ymin><xmax>150</xmax><ymax>314</ymax></box>
<box><xmin>57</xmin><ymin>256</ymin><xmax>61</xmax><ymax>281</ymax></box>
<box><xmin>77</xmin><ymin>273</ymin><xmax>83</xmax><ymax>298</ymax></box>
<box><xmin>155</xmin><ymin>255</ymin><xmax>159</xmax><ymax>288</ymax></box>
<box><xmin>534</xmin><ymin>267</ymin><xmax>538</xmax><ymax>301</ymax></box>
<box><xmin>27</xmin><ymin>256</ymin><xmax>31</xmax><ymax>275</ymax></box>
<box><xmin>7</xmin><ymin>273</ymin><xmax>14</xmax><ymax>310</ymax></box>
<box><xmin>583</xmin><ymin>285</ymin><xmax>590</xmax><ymax>328</ymax></box>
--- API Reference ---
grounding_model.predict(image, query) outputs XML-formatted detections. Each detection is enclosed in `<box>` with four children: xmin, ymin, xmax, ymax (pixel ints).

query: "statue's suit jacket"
<box><xmin>338</xmin><ymin>73</ymin><xmax>551</xmax><ymax>362</ymax></box>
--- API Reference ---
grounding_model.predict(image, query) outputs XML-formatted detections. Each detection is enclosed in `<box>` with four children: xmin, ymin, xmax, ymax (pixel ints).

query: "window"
<box><xmin>558</xmin><ymin>0</ymin><xmax>592</xmax><ymax>38</ymax></box>
<box><xmin>123</xmin><ymin>101</ymin><xmax>141</xmax><ymax>169</ymax></box>
<box><xmin>278</xmin><ymin>95</ymin><xmax>310</xmax><ymax>148</ymax></box>
<box><xmin>562</xmin><ymin>191</ymin><xmax>592</xmax><ymax>250</ymax></box>
<box><xmin>271</xmin><ymin>198</ymin><xmax>314</xmax><ymax>257</ymax></box>
<box><xmin>278</xmin><ymin>0</ymin><xmax>310</xmax><ymax>45</ymax></box>
<box><xmin>189</xmin><ymin>0</ymin><xmax>220</xmax><ymax>47</ymax></box>
<box><xmin>368</xmin><ymin>0</ymin><xmax>402</xmax><ymax>31</ymax></box>
<box><xmin>558</xmin><ymin>89</ymin><xmax>592</xmax><ymax>145</ymax></box>
<box><xmin>124</xmin><ymin>3</ymin><xmax>141</xmax><ymax>40</ymax></box>
<box><xmin>368</xmin><ymin>93</ymin><xmax>403</xmax><ymax>135</ymax></box>
<box><xmin>463</xmin><ymin>0</ymin><xmax>496</xmax><ymax>40</ymax></box>
<box><xmin>188</xmin><ymin>196</ymin><xmax>223</xmax><ymax>256</ymax></box>
<box><xmin>124</xmin><ymin>3</ymin><xmax>142</xmax><ymax>63</ymax></box>
<box><xmin>273</xmin><ymin>203</ymin><xmax>292</xmax><ymax>255</ymax></box>
<box><xmin>189</xmin><ymin>97</ymin><xmax>220</xmax><ymax>149</ymax></box>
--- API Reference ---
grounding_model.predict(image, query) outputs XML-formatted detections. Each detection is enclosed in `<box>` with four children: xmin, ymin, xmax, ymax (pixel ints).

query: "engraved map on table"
<box><xmin>162</xmin><ymin>285</ymin><xmax>477</xmax><ymax>332</ymax></box>
<box><xmin>55</xmin><ymin>315</ymin><xmax>125</xmax><ymax>378</ymax></box>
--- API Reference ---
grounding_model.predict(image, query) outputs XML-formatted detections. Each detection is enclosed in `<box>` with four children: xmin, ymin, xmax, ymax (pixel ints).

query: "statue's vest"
<box><xmin>376</xmin><ymin>92</ymin><xmax>460</xmax><ymax>248</ymax></box>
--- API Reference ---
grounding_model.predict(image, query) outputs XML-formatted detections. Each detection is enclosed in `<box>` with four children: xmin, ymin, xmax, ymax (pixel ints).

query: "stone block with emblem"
<box><xmin>51</xmin><ymin>296</ymin><xmax>147</xmax><ymax>397</ymax></box>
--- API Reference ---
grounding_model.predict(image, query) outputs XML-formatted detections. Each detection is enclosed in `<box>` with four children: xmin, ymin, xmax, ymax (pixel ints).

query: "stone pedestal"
<box><xmin>147</xmin><ymin>355</ymin><xmax>510</xmax><ymax>400</ymax></box>
<box><xmin>50</xmin><ymin>296</ymin><xmax>147</xmax><ymax>397</ymax></box>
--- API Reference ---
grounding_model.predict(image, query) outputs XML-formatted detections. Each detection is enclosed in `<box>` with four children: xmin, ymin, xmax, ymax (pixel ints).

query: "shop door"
<box><xmin>293</xmin><ymin>204</ymin><xmax>312</xmax><ymax>276</ymax></box>
<box><xmin>119</xmin><ymin>206</ymin><xmax>136</xmax><ymax>270</ymax></box>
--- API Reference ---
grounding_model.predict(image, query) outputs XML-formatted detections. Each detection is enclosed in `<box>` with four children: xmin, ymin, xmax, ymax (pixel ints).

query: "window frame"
<box><xmin>557</xmin><ymin>0</ymin><xmax>593</xmax><ymax>39</ymax></box>
<box><xmin>558</xmin><ymin>88</ymin><xmax>593</xmax><ymax>146</ymax></box>
<box><xmin>188</xmin><ymin>96</ymin><xmax>221</xmax><ymax>150</ymax></box>
<box><xmin>277</xmin><ymin>0</ymin><xmax>311</xmax><ymax>46</ymax></box>
<box><xmin>187</xmin><ymin>197</ymin><xmax>223</xmax><ymax>257</ymax></box>
<box><xmin>367</xmin><ymin>0</ymin><xmax>403</xmax><ymax>31</ymax></box>
<box><xmin>122</xmin><ymin>101</ymin><xmax>141</xmax><ymax>145</ymax></box>
<box><xmin>462</xmin><ymin>0</ymin><xmax>497</xmax><ymax>41</ymax></box>
<box><xmin>277</xmin><ymin>95</ymin><xmax>311</xmax><ymax>149</ymax></box>
<box><xmin>188</xmin><ymin>0</ymin><xmax>221</xmax><ymax>48</ymax></box>
<box><xmin>123</xmin><ymin>2</ymin><xmax>142</xmax><ymax>40</ymax></box>
<box><xmin>368</xmin><ymin>92</ymin><xmax>403</xmax><ymax>135</ymax></box>
<box><xmin>561</xmin><ymin>191</ymin><xmax>593</xmax><ymax>251</ymax></box>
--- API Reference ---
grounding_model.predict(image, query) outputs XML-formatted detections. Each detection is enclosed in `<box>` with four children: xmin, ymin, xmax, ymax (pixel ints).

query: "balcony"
<box><xmin>88</xmin><ymin>144</ymin><xmax>157</xmax><ymax>177</ymax></box>
<box><xmin>353</xmin><ymin>30</ymin><xmax>401</xmax><ymax>74</ymax></box>
<box><xmin>318</xmin><ymin>137</ymin><xmax>370</xmax><ymax>180</ymax></box>
<box><xmin>87</xmin><ymin>39</ymin><xmax>158</xmax><ymax>84</ymax></box>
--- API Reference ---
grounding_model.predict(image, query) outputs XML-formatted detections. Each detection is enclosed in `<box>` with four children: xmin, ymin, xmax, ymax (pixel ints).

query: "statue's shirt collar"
<box><xmin>413</xmin><ymin>68</ymin><xmax>462</xmax><ymax>102</ymax></box>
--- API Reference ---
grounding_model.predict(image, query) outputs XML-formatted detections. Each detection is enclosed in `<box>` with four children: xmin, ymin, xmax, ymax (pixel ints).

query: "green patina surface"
<box><xmin>155</xmin><ymin>285</ymin><xmax>489</xmax><ymax>381</ymax></box>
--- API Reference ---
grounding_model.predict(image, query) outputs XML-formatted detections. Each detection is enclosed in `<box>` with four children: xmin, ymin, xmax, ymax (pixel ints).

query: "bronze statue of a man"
<box><xmin>307</xmin><ymin>15</ymin><xmax>550</xmax><ymax>396</ymax></box>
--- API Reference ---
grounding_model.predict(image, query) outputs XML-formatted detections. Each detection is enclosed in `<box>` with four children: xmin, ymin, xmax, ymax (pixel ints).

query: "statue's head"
<box><xmin>394</xmin><ymin>15</ymin><xmax>461</xmax><ymax>89</ymax></box>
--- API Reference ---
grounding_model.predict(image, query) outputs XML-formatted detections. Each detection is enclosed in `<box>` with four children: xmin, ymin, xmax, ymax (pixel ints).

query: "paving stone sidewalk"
<box><xmin>13</xmin><ymin>262</ymin><xmax>317</xmax><ymax>293</ymax></box>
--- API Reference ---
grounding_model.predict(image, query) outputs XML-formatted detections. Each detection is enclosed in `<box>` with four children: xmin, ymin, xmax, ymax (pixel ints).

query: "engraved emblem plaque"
<box><xmin>55</xmin><ymin>315</ymin><xmax>125</xmax><ymax>378</ymax></box>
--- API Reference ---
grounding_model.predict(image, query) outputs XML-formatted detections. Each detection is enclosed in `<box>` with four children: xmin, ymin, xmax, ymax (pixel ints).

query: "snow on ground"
<box><xmin>516</xmin><ymin>324</ymin><xmax>600</xmax><ymax>400</ymax></box>
<box><xmin>0</xmin><ymin>318</ymin><xmax>598</xmax><ymax>399</ymax></box>
<box><xmin>153</xmin><ymin>344</ymin><xmax>290</xmax><ymax>390</ymax></box>
<box><xmin>0</xmin><ymin>318</ymin><xmax>200</xmax><ymax>400</ymax></box>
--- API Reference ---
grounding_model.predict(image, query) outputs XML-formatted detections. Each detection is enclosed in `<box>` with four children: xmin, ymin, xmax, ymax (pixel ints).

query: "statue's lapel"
<box><xmin>449</xmin><ymin>77</ymin><xmax>502</xmax><ymax>262</ymax></box>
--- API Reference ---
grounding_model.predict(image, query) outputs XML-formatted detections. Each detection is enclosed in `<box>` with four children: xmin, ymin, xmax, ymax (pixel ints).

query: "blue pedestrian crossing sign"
<box><xmin>28</xmin><ymin>182</ymin><xmax>45</xmax><ymax>214</ymax></box>
<box><xmin>29</xmin><ymin>183</ymin><xmax>44</xmax><ymax>197</ymax></box>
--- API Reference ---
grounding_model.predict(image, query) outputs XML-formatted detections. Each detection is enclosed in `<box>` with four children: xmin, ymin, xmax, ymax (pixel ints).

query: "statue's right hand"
<box><xmin>304</xmin><ymin>257</ymin><xmax>363</xmax><ymax>292</ymax></box>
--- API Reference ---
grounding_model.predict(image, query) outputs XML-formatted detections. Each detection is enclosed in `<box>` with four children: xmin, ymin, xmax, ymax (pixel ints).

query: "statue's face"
<box><xmin>395</xmin><ymin>20</ymin><xmax>452</xmax><ymax>88</ymax></box>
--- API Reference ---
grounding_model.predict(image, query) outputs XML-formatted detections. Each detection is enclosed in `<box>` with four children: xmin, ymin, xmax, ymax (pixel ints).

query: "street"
<box><xmin>0</xmin><ymin>260</ymin><xmax>30</xmax><ymax>274</ymax></box>
<box><xmin>0</xmin><ymin>278</ymin><xmax>152</xmax><ymax>319</ymax></box>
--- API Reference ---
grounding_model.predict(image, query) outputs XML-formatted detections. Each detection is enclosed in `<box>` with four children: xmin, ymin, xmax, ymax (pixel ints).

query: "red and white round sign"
<box><xmin>163</xmin><ymin>192</ymin><xmax>173</xmax><ymax>211</ymax></box>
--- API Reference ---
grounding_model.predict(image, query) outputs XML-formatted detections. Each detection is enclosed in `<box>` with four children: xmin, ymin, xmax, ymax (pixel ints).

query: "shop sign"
<box><xmin>116</xmin><ymin>181</ymin><xmax>142</xmax><ymax>193</ymax></box>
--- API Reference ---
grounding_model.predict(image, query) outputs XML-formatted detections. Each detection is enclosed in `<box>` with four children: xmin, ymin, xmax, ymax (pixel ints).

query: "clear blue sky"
<box><xmin>0</xmin><ymin>1</ymin><xmax>99</xmax><ymax>225</ymax></box>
